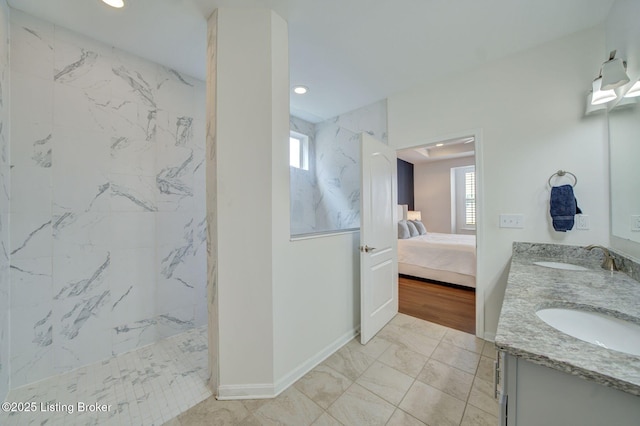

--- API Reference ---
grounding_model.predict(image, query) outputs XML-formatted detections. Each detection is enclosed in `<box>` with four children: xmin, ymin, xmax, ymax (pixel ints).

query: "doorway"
<box><xmin>395</xmin><ymin>134</ymin><xmax>480</xmax><ymax>335</ymax></box>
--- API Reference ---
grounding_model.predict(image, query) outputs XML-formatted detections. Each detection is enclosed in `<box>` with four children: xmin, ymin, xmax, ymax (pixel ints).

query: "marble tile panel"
<box><xmin>110</xmin><ymin>174</ymin><xmax>157</xmax><ymax>212</ymax></box>
<box><xmin>399</xmin><ymin>380</ymin><xmax>466</xmax><ymax>426</ymax></box>
<box><xmin>461</xmin><ymin>404</ymin><xmax>499</xmax><ymax>426</ymax></box>
<box><xmin>112</xmin><ymin>317</ymin><xmax>159</xmax><ymax>356</ymax></box>
<box><xmin>52</xmin><ymin>245</ymin><xmax>111</xmax><ymax>301</ymax></box>
<box><xmin>10</xmin><ymin>212</ymin><xmax>52</xmax><ymax>259</ymax></box>
<box><xmin>9</xmin><ymin>165</ymin><xmax>52</xmax><ymax>214</ymax></box>
<box><xmin>356</xmin><ymin>361</ymin><xmax>413</xmax><ymax>406</ymax></box>
<box><xmin>110</xmin><ymin>136</ymin><xmax>156</xmax><ymax>177</ymax></box>
<box><xmin>10</xmin><ymin>256</ymin><xmax>52</xmax><ymax>308</ymax></box>
<box><xmin>156</xmin><ymin>68</ymin><xmax>196</xmax><ymax>117</ymax></box>
<box><xmin>157</xmin><ymin>307</ymin><xmax>195</xmax><ymax>339</ymax></box>
<box><xmin>327</xmin><ymin>383</ymin><xmax>395</xmax><ymax>426</ymax></box>
<box><xmin>294</xmin><ymin>364</ymin><xmax>352</xmax><ymax>409</ymax></box>
<box><xmin>378</xmin><ymin>343</ymin><xmax>429</xmax><ymax>378</ymax></box>
<box><xmin>386</xmin><ymin>409</ymin><xmax>427</xmax><ymax>426</ymax></box>
<box><xmin>9</xmin><ymin>10</ymin><xmax>54</xmax><ymax>80</ymax></box>
<box><xmin>111</xmin><ymin>48</ymin><xmax>160</xmax><ymax>108</ymax></box>
<box><xmin>253</xmin><ymin>386</ymin><xmax>323</xmax><ymax>426</ymax></box>
<box><xmin>110</xmin><ymin>211</ymin><xmax>155</xmax><ymax>249</ymax></box>
<box><xmin>53</xmin><ymin>212</ymin><xmax>111</xmax><ymax>254</ymax></box>
<box><xmin>322</xmin><ymin>345</ymin><xmax>376</xmax><ymax>381</ymax></box>
<box><xmin>11</xmin><ymin>72</ymin><xmax>53</xmax><ymax>131</ymax></box>
<box><xmin>10</xmin><ymin>123</ymin><xmax>53</xmax><ymax>170</ymax></box>
<box><xmin>110</xmin><ymin>247</ymin><xmax>156</xmax><ymax>324</ymax></box>
<box><xmin>431</xmin><ymin>342</ymin><xmax>481</xmax><ymax>375</ymax></box>
<box><xmin>417</xmin><ymin>359</ymin><xmax>474</xmax><ymax>401</ymax></box>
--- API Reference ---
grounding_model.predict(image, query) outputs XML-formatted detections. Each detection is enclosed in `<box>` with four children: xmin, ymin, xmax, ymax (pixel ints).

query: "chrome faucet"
<box><xmin>585</xmin><ymin>245</ymin><xmax>619</xmax><ymax>271</ymax></box>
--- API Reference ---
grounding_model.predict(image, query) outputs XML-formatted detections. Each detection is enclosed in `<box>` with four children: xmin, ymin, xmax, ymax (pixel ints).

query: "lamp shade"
<box><xmin>407</xmin><ymin>211</ymin><xmax>422</xmax><ymax>221</ymax></box>
<box><xmin>591</xmin><ymin>78</ymin><xmax>617</xmax><ymax>105</ymax></box>
<box><xmin>601</xmin><ymin>58</ymin><xmax>630</xmax><ymax>90</ymax></box>
<box><xmin>624</xmin><ymin>79</ymin><xmax>640</xmax><ymax>98</ymax></box>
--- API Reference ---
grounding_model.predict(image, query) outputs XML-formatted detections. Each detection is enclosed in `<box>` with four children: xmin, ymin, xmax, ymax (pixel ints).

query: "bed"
<box><xmin>397</xmin><ymin>232</ymin><xmax>476</xmax><ymax>288</ymax></box>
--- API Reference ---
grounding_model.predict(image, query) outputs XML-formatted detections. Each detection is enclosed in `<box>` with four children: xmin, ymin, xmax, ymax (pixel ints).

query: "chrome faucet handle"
<box><xmin>585</xmin><ymin>245</ymin><xmax>619</xmax><ymax>271</ymax></box>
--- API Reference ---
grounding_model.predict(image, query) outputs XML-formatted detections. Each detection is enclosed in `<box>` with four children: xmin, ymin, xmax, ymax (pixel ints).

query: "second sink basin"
<box><xmin>536</xmin><ymin>308</ymin><xmax>640</xmax><ymax>356</ymax></box>
<box><xmin>533</xmin><ymin>261</ymin><xmax>589</xmax><ymax>271</ymax></box>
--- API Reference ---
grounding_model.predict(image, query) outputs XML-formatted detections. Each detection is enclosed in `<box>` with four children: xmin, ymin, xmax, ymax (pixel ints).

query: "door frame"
<box><xmin>396</xmin><ymin>129</ymin><xmax>485</xmax><ymax>338</ymax></box>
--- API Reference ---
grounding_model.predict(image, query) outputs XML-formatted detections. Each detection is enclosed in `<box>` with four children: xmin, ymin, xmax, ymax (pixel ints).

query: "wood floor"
<box><xmin>398</xmin><ymin>275</ymin><xmax>476</xmax><ymax>334</ymax></box>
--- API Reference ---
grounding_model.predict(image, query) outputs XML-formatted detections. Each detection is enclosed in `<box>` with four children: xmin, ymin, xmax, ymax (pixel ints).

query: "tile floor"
<box><xmin>0</xmin><ymin>326</ymin><xmax>211</xmax><ymax>426</ymax></box>
<box><xmin>168</xmin><ymin>313</ymin><xmax>499</xmax><ymax>426</ymax></box>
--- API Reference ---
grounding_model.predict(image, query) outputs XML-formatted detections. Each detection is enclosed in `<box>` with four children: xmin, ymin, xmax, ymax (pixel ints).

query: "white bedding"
<box><xmin>397</xmin><ymin>233</ymin><xmax>476</xmax><ymax>286</ymax></box>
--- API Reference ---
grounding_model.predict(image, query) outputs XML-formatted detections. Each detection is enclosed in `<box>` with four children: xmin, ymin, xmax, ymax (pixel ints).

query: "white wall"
<box><xmin>414</xmin><ymin>157</ymin><xmax>475</xmax><ymax>234</ymax></box>
<box><xmin>8</xmin><ymin>10</ymin><xmax>206</xmax><ymax>389</ymax></box>
<box><xmin>606</xmin><ymin>0</ymin><xmax>640</xmax><ymax>259</ymax></box>
<box><xmin>0</xmin><ymin>0</ymin><xmax>10</xmax><ymax>404</ymax></box>
<box><xmin>389</xmin><ymin>27</ymin><xmax>609</xmax><ymax>338</ymax></box>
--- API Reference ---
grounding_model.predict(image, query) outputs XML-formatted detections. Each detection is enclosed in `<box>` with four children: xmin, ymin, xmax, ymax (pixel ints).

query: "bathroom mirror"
<box><xmin>609</xmin><ymin>103</ymin><xmax>640</xmax><ymax>244</ymax></box>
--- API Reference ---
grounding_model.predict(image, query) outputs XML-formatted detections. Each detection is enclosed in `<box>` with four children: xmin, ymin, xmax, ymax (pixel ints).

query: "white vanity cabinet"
<box><xmin>498</xmin><ymin>352</ymin><xmax>640</xmax><ymax>426</ymax></box>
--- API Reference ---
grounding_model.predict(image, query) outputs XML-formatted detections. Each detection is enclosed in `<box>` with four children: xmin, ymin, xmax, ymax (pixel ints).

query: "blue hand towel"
<box><xmin>550</xmin><ymin>184</ymin><xmax>581</xmax><ymax>232</ymax></box>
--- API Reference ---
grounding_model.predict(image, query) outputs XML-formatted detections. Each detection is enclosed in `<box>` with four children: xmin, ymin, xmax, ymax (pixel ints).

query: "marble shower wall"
<box><xmin>0</xmin><ymin>0</ymin><xmax>10</xmax><ymax>404</ymax></box>
<box><xmin>9</xmin><ymin>10</ymin><xmax>206</xmax><ymax>388</ymax></box>
<box><xmin>290</xmin><ymin>100</ymin><xmax>388</xmax><ymax>235</ymax></box>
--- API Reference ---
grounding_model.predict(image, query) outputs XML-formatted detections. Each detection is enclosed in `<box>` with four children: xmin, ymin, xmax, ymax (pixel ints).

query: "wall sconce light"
<box><xmin>624</xmin><ymin>79</ymin><xmax>640</xmax><ymax>98</ymax></box>
<box><xmin>407</xmin><ymin>210</ymin><xmax>422</xmax><ymax>221</ymax></box>
<box><xmin>600</xmin><ymin>50</ymin><xmax>630</xmax><ymax>90</ymax></box>
<box><xmin>591</xmin><ymin>77</ymin><xmax>617</xmax><ymax>105</ymax></box>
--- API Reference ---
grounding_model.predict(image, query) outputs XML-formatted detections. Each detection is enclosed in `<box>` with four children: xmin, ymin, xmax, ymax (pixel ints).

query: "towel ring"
<box><xmin>548</xmin><ymin>170</ymin><xmax>577</xmax><ymax>188</ymax></box>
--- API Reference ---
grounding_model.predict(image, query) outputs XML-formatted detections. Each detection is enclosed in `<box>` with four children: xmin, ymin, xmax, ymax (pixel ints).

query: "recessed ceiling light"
<box><xmin>436</xmin><ymin>143</ymin><xmax>444</xmax><ymax>147</ymax></box>
<box><xmin>101</xmin><ymin>0</ymin><xmax>124</xmax><ymax>8</ymax></box>
<box><xmin>293</xmin><ymin>85</ymin><xmax>308</xmax><ymax>95</ymax></box>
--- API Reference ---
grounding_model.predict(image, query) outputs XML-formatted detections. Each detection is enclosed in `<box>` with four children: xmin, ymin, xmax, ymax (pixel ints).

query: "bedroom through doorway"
<box><xmin>396</xmin><ymin>136</ymin><xmax>477</xmax><ymax>334</ymax></box>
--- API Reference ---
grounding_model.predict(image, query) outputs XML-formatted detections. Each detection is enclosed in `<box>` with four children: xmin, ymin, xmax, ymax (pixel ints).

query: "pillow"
<box><xmin>406</xmin><ymin>220</ymin><xmax>419</xmax><ymax>237</ymax></box>
<box><xmin>410</xmin><ymin>220</ymin><xmax>427</xmax><ymax>235</ymax></box>
<box><xmin>398</xmin><ymin>220</ymin><xmax>410</xmax><ymax>239</ymax></box>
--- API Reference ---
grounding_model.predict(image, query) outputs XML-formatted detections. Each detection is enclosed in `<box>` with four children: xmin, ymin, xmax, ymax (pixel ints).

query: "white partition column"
<box><xmin>207</xmin><ymin>8</ymin><xmax>289</xmax><ymax>398</ymax></box>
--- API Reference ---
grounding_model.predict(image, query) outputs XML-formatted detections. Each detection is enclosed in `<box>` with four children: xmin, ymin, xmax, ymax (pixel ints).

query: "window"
<box><xmin>289</xmin><ymin>131</ymin><xmax>309</xmax><ymax>170</ymax></box>
<box><xmin>464</xmin><ymin>170</ymin><xmax>476</xmax><ymax>226</ymax></box>
<box><xmin>452</xmin><ymin>165</ymin><xmax>476</xmax><ymax>233</ymax></box>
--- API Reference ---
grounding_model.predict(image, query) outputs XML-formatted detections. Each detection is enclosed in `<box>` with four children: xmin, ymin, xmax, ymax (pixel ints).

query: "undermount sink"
<box><xmin>536</xmin><ymin>308</ymin><xmax>640</xmax><ymax>356</ymax></box>
<box><xmin>533</xmin><ymin>261</ymin><xmax>589</xmax><ymax>271</ymax></box>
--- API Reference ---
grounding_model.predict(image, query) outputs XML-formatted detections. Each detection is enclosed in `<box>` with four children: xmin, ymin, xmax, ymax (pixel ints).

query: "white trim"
<box><xmin>484</xmin><ymin>331</ymin><xmax>496</xmax><ymax>343</ymax></box>
<box><xmin>273</xmin><ymin>326</ymin><xmax>359</xmax><ymax>396</ymax></box>
<box><xmin>217</xmin><ymin>383</ymin><xmax>275</xmax><ymax>400</ymax></box>
<box><xmin>395</xmin><ymin>128</ymin><xmax>485</xmax><ymax>339</ymax></box>
<box><xmin>216</xmin><ymin>327</ymin><xmax>359</xmax><ymax>400</ymax></box>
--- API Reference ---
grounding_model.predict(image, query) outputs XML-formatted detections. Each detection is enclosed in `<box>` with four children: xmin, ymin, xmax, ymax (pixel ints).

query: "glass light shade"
<box><xmin>601</xmin><ymin>58</ymin><xmax>630</xmax><ymax>90</ymax></box>
<box><xmin>591</xmin><ymin>78</ymin><xmax>617</xmax><ymax>105</ymax></box>
<box><xmin>623</xmin><ymin>80</ymin><xmax>640</xmax><ymax>98</ymax></box>
<box><xmin>102</xmin><ymin>0</ymin><xmax>124</xmax><ymax>7</ymax></box>
<box><xmin>407</xmin><ymin>211</ymin><xmax>422</xmax><ymax>221</ymax></box>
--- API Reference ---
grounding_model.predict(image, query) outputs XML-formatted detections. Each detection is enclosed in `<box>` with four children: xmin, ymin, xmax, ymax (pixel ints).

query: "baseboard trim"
<box><xmin>216</xmin><ymin>326</ymin><xmax>359</xmax><ymax>400</ymax></box>
<box><xmin>273</xmin><ymin>326</ymin><xmax>359</xmax><ymax>396</ymax></box>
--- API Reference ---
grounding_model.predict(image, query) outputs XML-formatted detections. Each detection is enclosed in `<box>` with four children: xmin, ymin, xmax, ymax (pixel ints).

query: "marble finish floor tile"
<box><xmin>378</xmin><ymin>343</ymin><xmax>429</xmax><ymax>378</ymax></box>
<box><xmin>386</xmin><ymin>408</ymin><xmax>427</xmax><ymax>425</ymax></box>
<box><xmin>294</xmin><ymin>365</ymin><xmax>352</xmax><ymax>409</ymax></box>
<box><xmin>461</xmin><ymin>404</ymin><xmax>499</xmax><ymax>426</ymax></box>
<box><xmin>322</xmin><ymin>345</ymin><xmax>376</xmax><ymax>381</ymax></box>
<box><xmin>327</xmin><ymin>383</ymin><xmax>395</xmax><ymax>426</ymax></box>
<box><xmin>0</xmin><ymin>326</ymin><xmax>210</xmax><ymax>426</ymax></box>
<box><xmin>467</xmin><ymin>377</ymin><xmax>499</xmax><ymax>417</ymax></box>
<box><xmin>253</xmin><ymin>387</ymin><xmax>324</xmax><ymax>426</ymax></box>
<box><xmin>442</xmin><ymin>328</ymin><xmax>485</xmax><ymax>354</ymax></box>
<box><xmin>356</xmin><ymin>361</ymin><xmax>413</xmax><ymax>406</ymax></box>
<box><xmin>431</xmin><ymin>342</ymin><xmax>481</xmax><ymax>375</ymax></box>
<box><xmin>399</xmin><ymin>380</ymin><xmax>466</xmax><ymax>426</ymax></box>
<box><xmin>417</xmin><ymin>359</ymin><xmax>474</xmax><ymax>401</ymax></box>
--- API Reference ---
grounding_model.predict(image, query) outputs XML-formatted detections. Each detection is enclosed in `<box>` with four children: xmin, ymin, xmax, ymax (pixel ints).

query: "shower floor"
<box><xmin>0</xmin><ymin>326</ymin><xmax>210</xmax><ymax>426</ymax></box>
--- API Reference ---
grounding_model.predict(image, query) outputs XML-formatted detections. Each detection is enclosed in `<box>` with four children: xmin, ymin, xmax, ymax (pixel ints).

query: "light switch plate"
<box><xmin>632</xmin><ymin>215</ymin><xmax>640</xmax><ymax>232</ymax></box>
<box><xmin>499</xmin><ymin>214</ymin><xmax>524</xmax><ymax>229</ymax></box>
<box><xmin>576</xmin><ymin>214</ymin><xmax>589</xmax><ymax>230</ymax></box>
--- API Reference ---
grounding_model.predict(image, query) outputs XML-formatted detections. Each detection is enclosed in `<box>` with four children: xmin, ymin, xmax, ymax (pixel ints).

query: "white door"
<box><xmin>360</xmin><ymin>133</ymin><xmax>398</xmax><ymax>344</ymax></box>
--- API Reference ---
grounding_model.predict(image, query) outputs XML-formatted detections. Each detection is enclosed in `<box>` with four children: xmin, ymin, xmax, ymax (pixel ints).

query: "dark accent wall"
<box><xmin>397</xmin><ymin>158</ymin><xmax>414</xmax><ymax>210</ymax></box>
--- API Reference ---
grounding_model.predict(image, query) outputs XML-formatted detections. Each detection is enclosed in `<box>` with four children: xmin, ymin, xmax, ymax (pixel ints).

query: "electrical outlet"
<box><xmin>576</xmin><ymin>214</ymin><xmax>589</xmax><ymax>230</ymax></box>
<box><xmin>632</xmin><ymin>215</ymin><xmax>640</xmax><ymax>232</ymax></box>
<box><xmin>499</xmin><ymin>214</ymin><xmax>524</xmax><ymax>229</ymax></box>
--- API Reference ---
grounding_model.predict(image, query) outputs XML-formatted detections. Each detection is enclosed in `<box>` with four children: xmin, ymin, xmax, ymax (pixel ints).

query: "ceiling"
<box><xmin>8</xmin><ymin>0</ymin><xmax>614</xmax><ymax>123</ymax></box>
<box><xmin>397</xmin><ymin>137</ymin><xmax>475</xmax><ymax>164</ymax></box>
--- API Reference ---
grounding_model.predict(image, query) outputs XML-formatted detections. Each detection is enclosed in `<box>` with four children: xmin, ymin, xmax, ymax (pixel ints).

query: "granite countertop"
<box><xmin>495</xmin><ymin>242</ymin><xmax>640</xmax><ymax>396</ymax></box>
